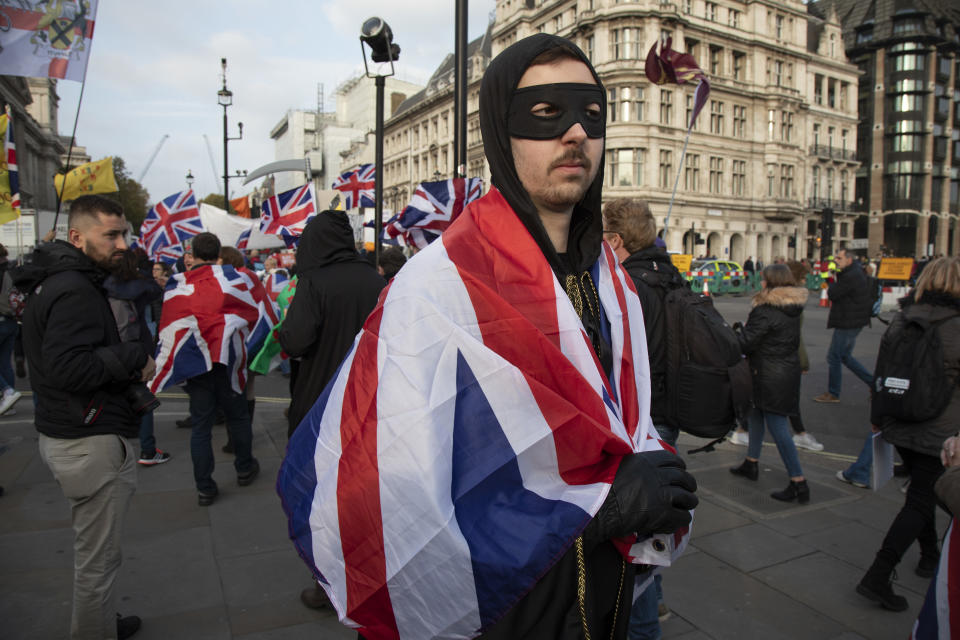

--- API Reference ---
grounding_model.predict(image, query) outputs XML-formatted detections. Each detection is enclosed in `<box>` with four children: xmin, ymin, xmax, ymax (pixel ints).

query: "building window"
<box><xmin>709</xmin><ymin>156</ymin><xmax>724</xmax><ymax>193</ymax></box>
<box><xmin>841</xmin><ymin>170</ymin><xmax>848</xmax><ymax>203</ymax></box>
<box><xmin>709</xmin><ymin>46</ymin><xmax>722</xmax><ymax>75</ymax></box>
<box><xmin>841</xmin><ymin>129</ymin><xmax>849</xmax><ymax>152</ymax></box>
<box><xmin>826</xmin><ymin>167</ymin><xmax>835</xmax><ymax>199</ymax></box>
<box><xmin>660</xmin><ymin>90</ymin><xmax>673</xmax><ymax>125</ymax></box>
<box><xmin>815</xmin><ymin>75</ymin><xmax>823</xmax><ymax>105</ymax></box>
<box><xmin>611</xmin><ymin>27</ymin><xmax>641</xmax><ymax>59</ymax></box>
<box><xmin>780</xmin><ymin>164</ymin><xmax>794</xmax><ymax>198</ymax></box>
<box><xmin>607</xmin><ymin>149</ymin><xmax>646</xmax><ymax>186</ymax></box>
<box><xmin>627</xmin><ymin>86</ymin><xmax>644</xmax><ymax>120</ymax></box>
<box><xmin>780</xmin><ymin>110</ymin><xmax>793</xmax><ymax>142</ymax></box>
<box><xmin>705</xmin><ymin>2</ymin><xmax>717</xmax><ymax>21</ymax></box>
<box><xmin>813</xmin><ymin>123</ymin><xmax>821</xmax><ymax>147</ymax></box>
<box><xmin>709</xmin><ymin>100</ymin><xmax>724</xmax><ymax>134</ymax></box>
<box><xmin>732</xmin><ymin>159</ymin><xmax>746</xmax><ymax>196</ymax></box>
<box><xmin>891</xmin><ymin>52</ymin><xmax>926</xmax><ymax>72</ymax></box>
<box><xmin>659</xmin><ymin>149</ymin><xmax>673</xmax><ymax>188</ymax></box>
<box><xmin>827</xmin><ymin>126</ymin><xmax>835</xmax><ymax>149</ymax></box>
<box><xmin>775</xmin><ymin>14</ymin><xmax>784</xmax><ymax>40</ymax></box>
<box><xmin>729</xmin><ymin>9</ymin><xmax>741</xmax><ymax>28</ymax></box>
<box><xmin>684</xmin><ymin>153</ymin><xmax>700</xmax><ymax>191</ymax></box>
<box><xmin>732</xmin><ymin>105</ymin><xmax>746</xmax><ymax>137</ymax></box>
<box><xmin>767</xmin><ymin>109</ymin><xmax>776</xmax><ymax>140</ymax></box>
<box><xmin>767</xmin><ymin>164</ymin><xmax>776</xmax><ymax>197</ymax></box>
<box><xmin>685</xmin><ymin>38</ymin><xmax>699</xmax><ymax>60</ymax></box>
<box><xmin>586</xmin><ymin>35</ymin><xmax>595</xmax><ymax>62</ymax></box>
<box><xmin>828</xmin><ymin>80</ymin><xmax>836</xmax><ymax>108</ymax></box>
<box><xmin>685</xmin><ymin>94</ymin><xmax>698</xmax><ymax>130</ymax></box>
<box><xmin>683</xmin><ymin>0</ymin><xmax>691</xmax><ymax>14</ymax></box>
<box><xmin>732</xmin><ymin>51</ymin><xmax>745</xmax><ymax>80</ymax></box>
<box><xmin>812</xmin><ymin>166</ymin><xmax>820</xmax><ymax>199</ymax></box>
<box><xmin>773</xmin><ymin>60</ymin><xmax>783</xmax><ymax>86</ymax></box>
<box><xmin>608</xmin><ymin>88</ymin><xmax>618</xmax><ymax>123</ymax></box>
<box><xmin>829</xmin><ymin>34</ymin><xmax>836</xmax><ymax>57</ymax></box>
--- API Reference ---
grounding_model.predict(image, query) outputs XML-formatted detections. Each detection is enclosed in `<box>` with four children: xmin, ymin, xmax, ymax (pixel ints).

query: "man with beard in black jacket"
<box><xmin>277</xmin><ymin>210</ymin><xmax>386</xmax><ymax>611</ymax></box>
<box><xmin>15</xmin><ymin>195</ymin><xmax>151</xmax><ymax>639</ymax></box>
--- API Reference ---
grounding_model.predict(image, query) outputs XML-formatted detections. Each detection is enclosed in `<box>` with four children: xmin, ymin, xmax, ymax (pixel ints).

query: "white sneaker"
<box><xmin>793</xmin><ymin>432</ymin><xmax>825</xmax><ymax>452</ymax></box>
<box><xmin>728</xmin><ymin>430</ymin><xmax>749</xmax><ymax>446</ymax></box>
<box><xmin>0</xmin><ymin>390</ymin><xmax>22</xmax><ymax>416</ymax></box>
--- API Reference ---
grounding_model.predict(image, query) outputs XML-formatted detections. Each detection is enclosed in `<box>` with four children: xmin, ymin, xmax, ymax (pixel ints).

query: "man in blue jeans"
<box><xmin>814</xmin><ymin>248</ymin><xmax>874</xmax><ymax>404</ymax></box>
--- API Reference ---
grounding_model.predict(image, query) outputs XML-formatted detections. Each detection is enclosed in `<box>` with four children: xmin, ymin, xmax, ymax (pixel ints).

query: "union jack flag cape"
<box><xmin>384</xmin><ymin>178</ymin><xmax>483</xmax><ymax>249</ymax></box>
<box><xmin>260</xmin><ymin>183</ymin><xmax>316</xmax><ymax>245</ymax></box>
<box><xmin>911</xmin><ymin>519</ymin><xmax>959</xmax><ymax>639</ymax></box>
<box><xmin>277</xmin><ymin>189</ymin><xmax>688</xmax><ymax>640</ymax></box>
<box><xmin>140</xmin><ymin>190</ymin><xmax>203</xmax><ymax>261</ymax></box>
<box><xmin>149</xmin><ymin>265</ymin><xmax>265</xmax><ymax>394</ymax></box>
<box><xmin>332</xmin><ymin>163</ymin><xmax>375</xmax><ymax>209</ymax></box>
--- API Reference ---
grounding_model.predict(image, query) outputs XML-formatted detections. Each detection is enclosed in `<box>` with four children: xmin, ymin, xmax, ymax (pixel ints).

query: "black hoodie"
<box><xmin>13</xmin><ymin>241</ymin><xmax>149</xmax><ymax>439</ymax></box>
<box><xmin>277</xmin><ymin>211</ymin><xmax>386</xmax><ymax>436</ymax></box>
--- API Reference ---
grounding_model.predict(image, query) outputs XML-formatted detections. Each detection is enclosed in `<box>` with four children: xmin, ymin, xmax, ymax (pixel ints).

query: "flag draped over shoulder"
<box><xmin>645</xmin><ymin>37</ymin><xmax>710</xmax><ymax>131</ymax></box>
<box><xmin>149</xmin><ymin>265</ymin><xmax>261</xmax><ymax>394</ymax></box>
<box><xmin>277</xmin><ymin>188</ymin><xmax>687</xmax><ymax>640</ymax></box>
<box><xmin>384</xmin><ymin>177</ymin><xmax>482</xmax><ymax>249</ymax></box>
<box><xmin>54</xmin><ymin>157</ymin><xmax>118</xmax><ymax>202</ymax></box>
<box><xmin>332</xmin><ymin>163</ymin><xmax>375</xmax><ymax>209</ymax></box>
<box><xmin>139</xmin><ymin>190</ymin><xmax>202</xmax><ymax>261</ymax></box>
<box><xmin>911</xmin><ymin>519</ymin><xmax>959</xmax><ymax>639</ymax></box>
<box><xmin>0</xmin><ymin>112</ymin><xmax>21</xmax><ymax>225</ymax></box>
<box><xmin>0</xmin><ymin>0</ymin><xmax>98</xmax><ymax>81</ymax></box>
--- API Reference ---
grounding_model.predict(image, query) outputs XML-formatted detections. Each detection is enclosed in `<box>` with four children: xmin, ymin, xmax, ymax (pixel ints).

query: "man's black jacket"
<box><xmin>827</xmin><ymin>260</ymin><xmax>872</xmax><ymax>329</ymax></box>
<box><xmin>14</xmin><ymin>241</ymin><xmax>148</xmax><ymax>439</ymax></box>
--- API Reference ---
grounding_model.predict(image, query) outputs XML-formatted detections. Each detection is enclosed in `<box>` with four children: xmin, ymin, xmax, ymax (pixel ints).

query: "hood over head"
<box><xmin>295</xmin><ymin>210</ymin><xmax>368</xmax><ymax>273</ymax></box>
<box><xmin>479</xmin><ymin>33</ymin><xmax>606</xmax><ymax>278</ymax></box>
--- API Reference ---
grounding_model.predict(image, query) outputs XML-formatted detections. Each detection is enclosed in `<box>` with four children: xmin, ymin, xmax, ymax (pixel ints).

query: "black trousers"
<box><xmin>876</xmin><ymin>446</ymin><xmax>945</xmax><ymax>566</ymax></box>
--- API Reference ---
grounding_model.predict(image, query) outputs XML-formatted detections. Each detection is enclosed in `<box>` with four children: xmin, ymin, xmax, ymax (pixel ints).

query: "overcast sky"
<box><xmin>55</xmin><ymin>0</ymin><xmax>496</xmax><ymax>204</ymax></box>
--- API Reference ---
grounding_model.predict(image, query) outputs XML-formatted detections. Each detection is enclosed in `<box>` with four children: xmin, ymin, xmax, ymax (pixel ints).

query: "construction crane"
<box><xmin>137</xmin><ymin>134</ymin><xmax>169</xmax><ymax>183</ymax></box>
<box><xmin>202</xmin><ymin>134</ymin><xmax>220</xmax><ymax>195</ymax></box>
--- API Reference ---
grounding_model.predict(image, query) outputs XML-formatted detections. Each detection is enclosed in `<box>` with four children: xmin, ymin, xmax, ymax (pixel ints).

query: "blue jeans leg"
<box><xmin>138</xmin><ymin>411</ymin><xmax>155</xmax><ymax>456</ymax></box>
<box><xmin>827</xmin><ymin>328</ymin><xmax>873</xmax><ymax>396</ymax></box>
<box><xmin>0</xmin><ymin>317</ymin><xmax>18</xmax><ymax>392</ymax></box>
<box><xmin>765</xmin><ymin>412</ymin><xmax>804</xmax><ymax>478</ymax></box>
<box><xmin>844</xmin><ymin>433</ymin><xmax>873</xmax><ymax>486</ymax></box>
<box><xmin>628</xmin><ymin>579</ymin><xmax>662</xmax><ymax>640</ymax></box>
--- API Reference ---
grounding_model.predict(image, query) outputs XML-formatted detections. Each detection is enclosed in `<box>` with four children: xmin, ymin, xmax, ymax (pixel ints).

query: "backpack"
<box><xmin>108</xmin><ymin>297</ymin><xmax>141</xmax><ymax>344</ymax></box>
<box><xmin>640</xmin><ymin>272</ymin><xmax>752</xmax><ymax>441</ymax></box>
<box><xmin>871</xmin><ymin>313</ymin><xmax>956</xmax><ymax>424</ymax></box>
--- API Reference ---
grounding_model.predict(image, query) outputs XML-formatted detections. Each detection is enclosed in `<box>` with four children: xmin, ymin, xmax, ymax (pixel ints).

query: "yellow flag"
<box><xmin>0</xmin><ymin>114</ymin><xmax>20</xmax><ymax>226</ymax></box>
<box><xmin>54</xmin><ymin>157</ymin><xmax>119</xmax><ymax>202</ymax></box>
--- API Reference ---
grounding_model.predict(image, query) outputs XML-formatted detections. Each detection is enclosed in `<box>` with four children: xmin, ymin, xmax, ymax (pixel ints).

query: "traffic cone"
<box><xmin>702</xmin><ymin>275</ymin><xmax>711</xmax><ymax>297</ymax></box>
<box><xmin>818</xmin><ymin>285</ymin><xmax>830</xmax><ymax>307</ymax></box>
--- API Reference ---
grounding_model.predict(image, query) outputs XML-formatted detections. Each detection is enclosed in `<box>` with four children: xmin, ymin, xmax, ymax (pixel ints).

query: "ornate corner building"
<box><xmin>828</xmin><ymin>0</ymin><xmax>960</xmax><ymax>258</ymax></box>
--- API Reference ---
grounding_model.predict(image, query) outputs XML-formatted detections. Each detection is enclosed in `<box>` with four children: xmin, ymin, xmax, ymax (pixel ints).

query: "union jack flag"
<box><xmin>260</xmin><ymin>183</ymin><xmax>316</xmax><ymax>245</ymax></box>
<box><xmin>140</xmin><ymin>190</ymin><xmax>203</xmax><ymax>260</ymax></box>
<box><xmin>155</xmin><ymin>244</ymin><xmax>184</xmax><ymax>266</ymax></box>
<box><xmin>384</xmin><ymin>177</ymin><xmax>483</xmax><ymax>249</ymax></box>
<box><xmin>236</xmin><ymin>227</ymin><xmax>252</xmax><ymax>250</ymax></box>
<box><xmin>149</xmin><ymin>265</ymin><xmax>262</xmax><ymax>394</ymax></box>
<box><xmin>264</xmin><ymin>270</ymin><xmax>290</xmax><ymax>303</ymax></box>
<box><xmin>243</xmin><ymin>266</ymin><xmax>281</xmax><ymax>362</ymax></box>
<box><xmin>277</xmin><ymin>188</ymin><xmax>689</xmax><ymax>640</ymax></box>
<box><xmin>911</xmin><ymin>519</ymin><xmax>959</xmax><ymax>639</ymax></box>
<box><xmin>2</xmin><ymin>108</ymin><xmax>20</xmax><ymax>218</ymax></box>
<box><xmin>332</xmin><ymin>163</ymin><xmax>375</xmax><ymax>209</ymax></box>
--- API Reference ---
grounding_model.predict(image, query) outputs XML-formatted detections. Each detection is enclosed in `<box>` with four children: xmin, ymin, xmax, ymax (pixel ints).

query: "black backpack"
<box><xmin>871</xmin><ymin>312</ymin><xmax>956</xmax><ymax>424</ymax></box>
<box><xmin>639</xmin><ymin>272</ymin><xmax>751</xmax><ymax>442</ymax></box>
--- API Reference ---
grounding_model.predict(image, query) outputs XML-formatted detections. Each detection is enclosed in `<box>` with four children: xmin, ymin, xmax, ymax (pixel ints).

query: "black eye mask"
<box><xmin>507</xmin><ymin>83</ymin><xmax>605</xmax><ymax>140</ymax></box>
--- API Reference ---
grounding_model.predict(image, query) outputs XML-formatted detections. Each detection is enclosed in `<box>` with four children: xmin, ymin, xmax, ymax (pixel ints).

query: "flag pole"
<box><xmin>663</xmin><ymin>123</ymin><xmax>693</xmax><ymax>247</ymax></box>
<box><xmin>53</xmin><ymin>75</ymin><xmax>88</xmax><ymax>231</ymax></box>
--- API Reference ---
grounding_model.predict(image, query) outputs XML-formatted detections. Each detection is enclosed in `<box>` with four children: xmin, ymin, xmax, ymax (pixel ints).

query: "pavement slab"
<box><xmin>692</xmin><ymin>522</ymin><xmax>816</xmax><ymax>573</ymax></box>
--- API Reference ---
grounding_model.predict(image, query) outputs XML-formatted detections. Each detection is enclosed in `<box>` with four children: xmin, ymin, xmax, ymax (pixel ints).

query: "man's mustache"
<box><xmin>549</xmin><ymin>149</ymin><xmax>591</xmax><ymax>173</ymax></box>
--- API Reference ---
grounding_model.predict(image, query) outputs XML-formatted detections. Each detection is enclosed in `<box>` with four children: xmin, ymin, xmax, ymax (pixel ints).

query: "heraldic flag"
<box><xmin>276</xmin><ymin>188</ymin><xmax>689</xmax><ymax>639</ymax></box>
<box><xmin>0</xmin><ymin>111</ymin><xmax>21</xmax><ymax>225</ymax></box>
<box><xmin>54</xmin><ymin>157</ymin><xmax>118</xmax><ymax>202</ymax></box>
<box><xmin>0</xmin><ymin>0</ymin><xmax>99</xmax><ymax>82</ymax></box>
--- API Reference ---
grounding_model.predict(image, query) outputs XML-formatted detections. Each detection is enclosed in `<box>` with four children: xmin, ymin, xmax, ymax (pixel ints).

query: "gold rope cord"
<box><xmin>576</xmin><ymin>537</ymin><xmax>628</xmax><ymax>640</ymax></box>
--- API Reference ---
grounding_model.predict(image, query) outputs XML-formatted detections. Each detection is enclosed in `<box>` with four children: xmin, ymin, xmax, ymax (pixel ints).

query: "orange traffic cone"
<box><xmin>702</xmin><ymin>275</ymin><xmax>711</xmax><ymax>297</ymax></box>
<box><xmin>818</xmin><ymin>285</ymin><xmax>830</xmax><ymax>307</ymax></box>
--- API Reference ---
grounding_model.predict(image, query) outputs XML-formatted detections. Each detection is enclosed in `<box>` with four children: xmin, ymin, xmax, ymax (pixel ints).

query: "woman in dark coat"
<box><xmin>730</xmin><ymin>263</ymin><xmax>811</xmax><ymax>503</ymax></box>
<box><xmin>856</xmin><ymin>257</ymin><xmax>960</xmax><ymax>612</ymax></box>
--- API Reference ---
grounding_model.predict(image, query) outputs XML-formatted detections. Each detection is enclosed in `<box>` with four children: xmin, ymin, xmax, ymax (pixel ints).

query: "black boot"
<box><xmin>771</xmin><ymin>479</ymin><xmax>810</xmax><ymax>504</ymax></box>
<box><xmin>730</xmin><ymin>459</ymin><xmax>759</xmax><ymax>481</ymax></box>
<box><xmin>857</xmin><ymin>557</ymin><xmax>908</xmax><ymax>611</ymax></box>
<box><xmin>916</xmin><ymin>554</ymin><xmax>940</xmax><ymax>578</ymax></box>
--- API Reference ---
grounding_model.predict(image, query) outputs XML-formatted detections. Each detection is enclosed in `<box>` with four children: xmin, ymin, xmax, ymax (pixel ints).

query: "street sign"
<box><xmin>877</xmin><ymin>257</ymin><xmax>914</xmax><ymax>281</ymax></box>
<box><xmin>671</xmin><ymin>254</ymin><xmax>693</xmax><ymax>272</ymax></box>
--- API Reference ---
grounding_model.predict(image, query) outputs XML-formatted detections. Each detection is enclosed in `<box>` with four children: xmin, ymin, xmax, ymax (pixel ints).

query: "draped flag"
<box><xmin>277</xmin><ymin>188</ymin><xmax>689</xmax><ymax>640</ymax></box>
<box><xmin>645</xmin><ymin>36</ymin><xmax>710</xmax><ymax>131</ymax></box>
<box><xmin>911</xmin><ymin>519</ymin><xmax>958</xmax><ymax>639</ymax></box>
<box><xmin>54</xmin><ymin>156</ymin><xmax>118</xmax><ymax>202</ymax></box>
<box><xmin>384</xmin><ymin>177</ymin><xmax>483</xmax><ymax>250</ymax></box>
<box><xmin>149</xmin><ymin>265</ymin><xmax>262</xmax><ymax>394</ymax></box>
<box><xmin>260</xmin><ymin>183</ymin><xmax>316</xmax><ymax>246</ymax></box>
<box><xmin>332</xmin><ymin>163</ymin><xmax>375</xmax><ymax>209</ymax></box>
<box><xmin>0</xmin><ymin>111</ymin><xmax>21</xmax><ymax>225</ymax></box>
<box><xmin>0</xmin><ymin>0</ymin><xmax>98</xmax><ymax>82</ymax></box>
<box><xmin>242</xmin><ymin>267</ymin><xmax>281</xmax><ymax>363</ymax></box>
<box><xmin>140</xmin><ymin>190</ymin><xmax>203</xmax><ymax>261</ymax></box>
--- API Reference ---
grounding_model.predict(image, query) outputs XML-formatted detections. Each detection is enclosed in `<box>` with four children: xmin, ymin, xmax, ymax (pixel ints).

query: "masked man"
<box><xmin>278</xmin><ymin>34</ymin><xmax>697</xmax><ymax>640</ymax></box>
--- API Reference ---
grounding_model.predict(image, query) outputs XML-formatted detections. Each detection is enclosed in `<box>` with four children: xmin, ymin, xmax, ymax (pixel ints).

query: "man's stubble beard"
<box><xmin>533</xmin><ymin>148</ymin><xmax>596</xmax><ymax>212</ymax></box>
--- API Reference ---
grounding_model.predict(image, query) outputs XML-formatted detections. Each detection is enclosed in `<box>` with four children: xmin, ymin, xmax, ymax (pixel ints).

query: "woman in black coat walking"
<box><xmin>856</xmin><ymin>256</ymin><xmax>960</xmax><ymax>612</ymax></box>
<box><xmin>730</xmin><ymin>264</ymin><xmax>811</xmax><ymax>503</ymax></box>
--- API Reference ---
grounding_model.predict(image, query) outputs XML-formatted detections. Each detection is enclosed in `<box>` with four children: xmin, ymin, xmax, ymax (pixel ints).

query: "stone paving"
<box><xmin>1</xmin><ymin>295</ymin><xmax>950</xmax><ymax>639</ymax></box>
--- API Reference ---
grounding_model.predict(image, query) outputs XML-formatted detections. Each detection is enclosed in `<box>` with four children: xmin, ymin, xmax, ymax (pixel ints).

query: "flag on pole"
<box><xmin>140</xmin><ymin>190</ymin><xmax>203</xmax><ymax>261</ymax></box>
<box><xmin>53</xmin><ymin>157</ymin><xmax>118</xmax><ymax>202</ymax></box>
<box><xmin>260</xmin><ymin>183</ymin><xmax>316</xmax><ymax>244</ymax></box>
<box><xmin>0</xmin><ymin>110</ymin><xmax>21</xmax><ymax>225</ymax></box>
<box><xmin>0</xmin><ymin>0</ymin><xmax>98</xmax><ymax>82</ymax></box>
<box><xmin>332</xmin><ymin>164</ymin><xmax>375</xmax><ymax>209</ymax></box>
<box><xmin>645</xmin><ymin>37</ymin><xmax>710</xmax><ymax>131</ymax></box>
<box><xmin>384</xmin><ymin>178</ymin><xmax>482</xmax><ymax>249</ymax></box>
<box><xmin>230</xmin><ymin>194</ymin><xmax>252</xmax><ymax>218</ymax></box>
<box><xmin>236</xmin><ymin>227</ymin><xmax>252</xmax><ymax>250</ymax></box>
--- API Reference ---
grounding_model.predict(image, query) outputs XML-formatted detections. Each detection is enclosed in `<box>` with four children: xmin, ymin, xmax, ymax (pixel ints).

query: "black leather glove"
<box><xmin>591</xmin><ymin>450</ymin><xmax>698</xmax><ymax>539</ymax></box>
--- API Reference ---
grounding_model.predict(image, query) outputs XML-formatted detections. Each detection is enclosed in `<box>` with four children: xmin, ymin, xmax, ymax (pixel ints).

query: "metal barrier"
<box><xmin>684</xmin><ymin>270</ymin><xmax>716</xmax><ymax>295</ymax></box>
<box><xmin>721</xmin><ymin>270</ymin><xmax>747</xmax><ymax>295</ymax></box>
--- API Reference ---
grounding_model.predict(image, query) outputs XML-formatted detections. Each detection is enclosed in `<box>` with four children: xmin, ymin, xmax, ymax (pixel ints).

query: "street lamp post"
<box><xmin>218</xmin><ymin>58</ymin><xmax>243</xmax><ymax>212</ymax></box>
<box><xmin>360</xmin><ymin>17</ymin><xmax>400</xmax><ymax>266</ymax></box>
<box><xmin>186</xmin><ymin>169</ymin><xmax>194</xmax><ymax>191</ymax></box>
